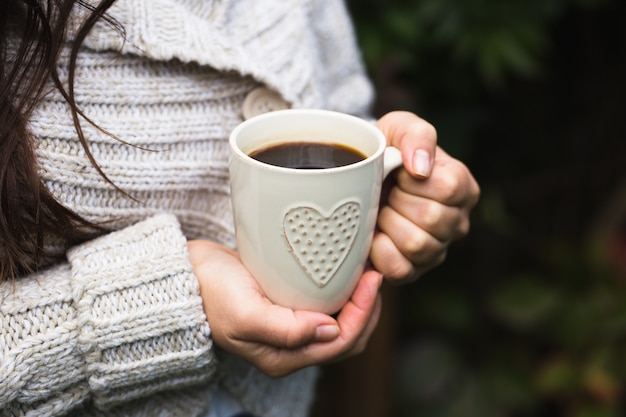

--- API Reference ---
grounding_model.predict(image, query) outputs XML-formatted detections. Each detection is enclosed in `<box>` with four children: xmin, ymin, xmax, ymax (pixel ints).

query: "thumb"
<box><xmin>238</xmin><ymin>303</ymin><xmax>340</xmax><ymax>349</ymax></box>
<box><xmin>376</xmin><ymin>111</ymin><xmax>437</xmax><ymax>178</ymax></box>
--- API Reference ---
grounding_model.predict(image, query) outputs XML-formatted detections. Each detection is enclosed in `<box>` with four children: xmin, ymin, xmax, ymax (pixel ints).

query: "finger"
<box><xmin>376</xmin><ymin>111</ymin><xmax>437</xmax><ymax>178</ymax></box>
<box><xmin>227</xmin><ymin>272</ymin><xmax>382</xmax><ymax>363</ymax></box>
<box><xmin>370</xmin><ymin>227</ymin><xmax>447</xmax><ymax>283</ymax></box>
<box><xmin>246</xmin><ymin>271</ymin><xmax>384</xmax><ymax>376</ymax></box>
<box><xmin>233</xmin><ymin>300</ymin><xmax>340</xmax><ymax>349</ymax></box>
<box><xmin>395</xmin><ymin>149</ymin><xmax>480</xmax><ymax>208</ymax></box>
<box><xmin>378</xmin><ymin>205</ymin><xmax>448</xmax><ymax>264</ymax></box>
<box><xmin>370</xmin><ymin>231</ymin><xmax>415</xmax><ymax>280</ymax></box>
<box><xmin>387</xmin><ymin>187</ymin><xmax>470</xmax><ymax>241</ymax></box>
<box><xmin>339</xmin><ymin>291</ymin><xmax>383</xmax><ymax>358</ymax></box>
<box><xmin>248</xmin><ymin>269</ymin><xmax>382</xmax><ymax>349</ymax></box>
<box><xmin>302</xmin><ymin>270</ymin><xmax>383</xmax><ymax>360</ymax></box>
<box><xmin>283</xmin><ymin>269</ymin><xmax>383</xmax><ymax>357</ymax></box>
<box><xmin>334</xmin><ymin>269</ymin><xmax>383</xmax><ymax>341</ymax></box>
<box><xmin>192</xmin><ymin>242</ymin><xmax>340</xmax><ymax>350</ymax></box>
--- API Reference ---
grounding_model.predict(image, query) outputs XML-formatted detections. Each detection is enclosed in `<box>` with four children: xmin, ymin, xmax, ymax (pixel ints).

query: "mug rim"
<box><xmin>229</xmin><ymin>109</ymin><xmax>387</xmax><ymax>174</ymax></box>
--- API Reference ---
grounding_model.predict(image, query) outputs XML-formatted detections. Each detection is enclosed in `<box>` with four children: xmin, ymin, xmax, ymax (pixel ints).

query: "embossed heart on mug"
<box><xmin>283</xmin><ymin>202</ymin><xmax>361</xmax><ymax>287</ymax></box>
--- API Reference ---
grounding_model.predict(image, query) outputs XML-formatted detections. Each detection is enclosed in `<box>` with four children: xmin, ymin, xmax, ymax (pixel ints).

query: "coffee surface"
<box><xmin>249</xmin><ymin>142</ymin><xmax>366</xmax><ymax>169</ymax></box>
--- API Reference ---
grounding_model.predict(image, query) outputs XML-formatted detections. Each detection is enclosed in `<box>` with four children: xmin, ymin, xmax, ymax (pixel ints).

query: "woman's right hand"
<box><xmin>187</xmin><ymin>240</ymin><xmax>383</xmax><ymax>378</ymax></box>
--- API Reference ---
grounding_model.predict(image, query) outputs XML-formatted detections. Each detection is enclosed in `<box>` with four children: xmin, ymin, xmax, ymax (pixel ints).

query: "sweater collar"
<box><xmin>71</xmin><ymin>0</ymin><xmax>317</xmax><ymax>108</ymax></box>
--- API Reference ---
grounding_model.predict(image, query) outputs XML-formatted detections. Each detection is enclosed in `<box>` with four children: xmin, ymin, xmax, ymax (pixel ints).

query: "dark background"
<box><xmin>313</xmin><ymin>0</ymin><xmax>626</xmax><ymax>416</ymax></box>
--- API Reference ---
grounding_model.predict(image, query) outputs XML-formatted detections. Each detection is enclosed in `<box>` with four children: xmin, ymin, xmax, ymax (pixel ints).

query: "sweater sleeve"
<box><xmin>0</xmin><ymin>214</ymin><xmax>216</xmax><ymax>415</ymax></box>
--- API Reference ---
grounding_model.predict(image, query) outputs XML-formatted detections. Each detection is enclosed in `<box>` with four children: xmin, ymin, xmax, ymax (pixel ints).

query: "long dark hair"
<box><xmin>0</xmin><ymin>0</ymin><xmax>121</xmax><ymax>281</ymax></box>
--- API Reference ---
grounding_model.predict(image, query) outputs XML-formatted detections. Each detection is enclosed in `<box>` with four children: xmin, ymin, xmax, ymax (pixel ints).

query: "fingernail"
<box><xmin>413</xmin><ymin>149</ymin><xmax>432</xmax><ymax>177</ymax></box>
<box><xmin>316</xmin><ymin>324</ymin><xmax>340</xmax><ymax>342</ymax></box>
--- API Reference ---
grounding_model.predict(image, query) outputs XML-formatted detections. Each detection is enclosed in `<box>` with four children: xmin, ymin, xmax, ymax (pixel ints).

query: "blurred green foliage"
<box><xmin>354</xmin><ymin>0</ymin><xmax>558</xmax><ymax>85</ymax></box>
<box><xmin>346</xmin><ymin>0</ymin><xmax>626</xmax><ymax>416</ymax></box>
<box><xmin>348</xmin><ymin>0</ymin><xmax>612</xmax><ymax>157</ymax></box>
<box><xmin>349</xmin><ymin>0</ymin><xmax>610</xmax><ymax>87</ymax></box>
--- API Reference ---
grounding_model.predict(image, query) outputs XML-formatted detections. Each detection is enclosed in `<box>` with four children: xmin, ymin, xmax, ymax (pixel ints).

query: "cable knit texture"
<box><xmin>1</xmin><ymin>0</ymin><xmax>373</xmax><ymax>416</ymax></box>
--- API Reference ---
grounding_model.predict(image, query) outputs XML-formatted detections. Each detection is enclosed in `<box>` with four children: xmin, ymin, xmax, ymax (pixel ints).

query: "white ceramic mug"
<box><xmin>229</xmin><ymin>109</ymin><xmax>403</xmax><ymax>314</ymax></box>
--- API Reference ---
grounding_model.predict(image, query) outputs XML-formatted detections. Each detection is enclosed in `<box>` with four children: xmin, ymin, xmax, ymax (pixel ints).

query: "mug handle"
<box><xmin>383</xmin><ymin>146</ymin><xmax>404</xmax><ymax>178</ymax></box>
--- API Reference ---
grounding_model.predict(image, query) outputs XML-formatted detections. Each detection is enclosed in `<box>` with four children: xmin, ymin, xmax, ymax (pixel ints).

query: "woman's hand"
<box><xmin>372</xmin><ymin>111</ymin><xmax>480</xmax><ymax>284</ymax></box>
<box><xmin>187</xmin><ymin>240</ymin><xmax>383</xmax><ymax>378</ymax></box>
<box><xmin>186</xmin><ymin>111</ymin><xmax>478</xmax><ymax>377</ymax></box>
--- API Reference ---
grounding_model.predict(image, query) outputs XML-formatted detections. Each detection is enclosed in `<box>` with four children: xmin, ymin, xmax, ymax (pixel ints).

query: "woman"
<box><xmin>0</xmin><ymin>0</ymin><xmax>479</xmax><ymax>416</ymax></box>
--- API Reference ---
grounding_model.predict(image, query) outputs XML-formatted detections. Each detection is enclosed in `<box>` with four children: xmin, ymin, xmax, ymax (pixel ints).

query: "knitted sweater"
<box><xmin>0</xmin><ymin>0</ymin><xmax>373</xmax><ymax>416</ymax></box>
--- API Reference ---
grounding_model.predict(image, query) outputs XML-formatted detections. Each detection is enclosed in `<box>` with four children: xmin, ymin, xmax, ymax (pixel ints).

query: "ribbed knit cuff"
<box><xmin>67</xmin><ymin>214</ymin><xmax>215</xmax><ymax>409</ymax></box>
<box><xmin>0</xmin><ymin>263</ymin><xmax>91</xmax><ymax>415</ymax></box>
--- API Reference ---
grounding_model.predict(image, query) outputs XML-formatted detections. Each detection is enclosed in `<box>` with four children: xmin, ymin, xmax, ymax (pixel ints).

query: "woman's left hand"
<box><xmin>371</xmin><ymin>111</ymin><xmax>480</xmax><ymax>284</ymax></box>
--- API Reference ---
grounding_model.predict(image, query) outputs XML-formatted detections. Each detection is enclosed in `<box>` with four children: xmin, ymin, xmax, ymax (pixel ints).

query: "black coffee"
<box><xmin>249</xmin><ymin>142</ymin><xmax>366</xmax><ymax>169</ymax></box>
